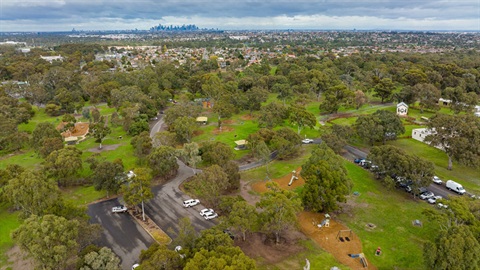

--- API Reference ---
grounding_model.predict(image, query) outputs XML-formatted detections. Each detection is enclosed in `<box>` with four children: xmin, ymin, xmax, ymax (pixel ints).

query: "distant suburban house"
<box><xmin>196</xmin><ymin>116</ymin><xmax>208</xmax><ymax>124</ymax></box>
<box><xmin>40</xmin><ymin>55</ymin><xmax>64</xmax><ymax>63</ymax></box>
<box><xmin>396</xmin><ymin>102</ymin><xmax>408</xmax><ymax>116</ymax></box>
<box><xmin>438</xmin><ymin>98</ymin><xmax>452</xmax><ymax>106</ymax></box>
<box><xmin>474</xmin><ymin>105</ymin><xmax>480</xmax><ymax>117</ymax></box>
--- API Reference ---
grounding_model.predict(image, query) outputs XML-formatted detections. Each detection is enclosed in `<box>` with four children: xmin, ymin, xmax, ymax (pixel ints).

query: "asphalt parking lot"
<box><xmin>88</xmin><ymin>198</ymin><xmax>154</xmax><ymax>270</ymax></box>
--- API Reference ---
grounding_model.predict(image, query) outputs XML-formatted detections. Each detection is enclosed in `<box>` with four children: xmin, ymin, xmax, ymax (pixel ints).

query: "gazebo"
<box><xmin>196</xmin><ymin>116</ymin><xmax>208</xmax><ymax>124</ymax></box>
<box><xmin>234</xmin><ymin>140</ymin><xmax>248</xmax><ymax>150</ymax></box>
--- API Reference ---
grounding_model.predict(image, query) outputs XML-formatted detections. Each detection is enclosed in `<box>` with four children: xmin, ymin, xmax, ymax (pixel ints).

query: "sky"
<box><xmin>0</xmin><ymin>0</ymin><xmax>479</xmax><ymax>32</ymax></box>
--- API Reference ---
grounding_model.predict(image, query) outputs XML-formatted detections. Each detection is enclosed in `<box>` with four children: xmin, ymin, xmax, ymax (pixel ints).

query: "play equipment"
<box><xmin>336</xmin><ymin>230</ymin><xmax>353</xmax><ymax>242</ymax></box>
<box><xmin>347</xmin><ymin>253</ymin><xmax>368</xmax><ymax>268</ymax></box>
<box><xmin>288</xmin><ymin>170</ymin><xmax>298</xmax><ymax>186</ymax></box>
<box><xmin>303</xmin><ymin>258</ymin><xmax>310</xmax><ymax>270</ymax></box>
<box><xmin>317</xmin><ymin>218</ymin><xmax>330</xmax><ymax>228</ymax></box>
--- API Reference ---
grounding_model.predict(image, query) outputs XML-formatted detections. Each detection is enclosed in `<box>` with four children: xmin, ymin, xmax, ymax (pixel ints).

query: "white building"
<box><xmin>396</xmin><ymin>102</ymin><xmax>408</xmax><ymax>116</ymax></box>
<box><xmin>40</xmin><ymin>55</ymin><xmax>64</xmax><ymax>63</ymax></box>
<box><xmin>412</xmin><ymin>128</ymin><xmax>432</xmax><ymax>142</ymax></box>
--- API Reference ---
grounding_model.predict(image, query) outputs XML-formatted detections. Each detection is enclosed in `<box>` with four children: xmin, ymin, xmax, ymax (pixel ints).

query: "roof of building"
<box><xmin>397</xmin><ymin>102</ymin><xmax>408</xmax><ymax>107</ymax></box>
<box><xmin>234</xmin><ymin>140</ymin><xmax>248</xmax><ymax>146</ymax></box>
<box><xmin>196</xmin><ymin>116</ymin><xmax>208</xmax><ymax>122</ymax></box>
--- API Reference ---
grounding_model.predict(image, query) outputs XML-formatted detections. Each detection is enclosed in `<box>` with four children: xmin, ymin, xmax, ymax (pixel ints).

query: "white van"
<box><xmin>445</xmin><ymin>180</ymin><xmax>466</xmax><ymax>195</ymax></box>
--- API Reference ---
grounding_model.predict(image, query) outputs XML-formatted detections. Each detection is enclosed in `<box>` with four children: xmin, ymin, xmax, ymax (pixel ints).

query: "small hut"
<box><xmin>196</xmin><ymin>116</ymin><xmax>208</xmax><ymax>124</ymax></box>
<box><xmin>234</xmin><ymin>140</ymin><xmax>248</xmax><ymax>150</ymax></box>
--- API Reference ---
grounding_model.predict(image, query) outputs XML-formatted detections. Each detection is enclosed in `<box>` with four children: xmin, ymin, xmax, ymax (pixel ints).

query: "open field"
<box><xmin>389</xmin><ymin>139</ymin><xmax>480</xmax><ymax>193</ymax></box>
<box><xmin>0</xmin><ymin>204</ymin><xmax>20</xmax><ymax>268</ymax></box>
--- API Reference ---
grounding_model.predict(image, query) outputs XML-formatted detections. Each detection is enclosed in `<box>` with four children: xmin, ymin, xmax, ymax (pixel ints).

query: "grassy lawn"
<box><xmin>240</xmin><ymin>146</ymin><xmax>314</xmax><ymax>182</ymax></box>
<box><xmin>0</xmin><ymin>150</ymin><xmax>44</xmax><ymax>170</ymax></box>
<box><xmin>241</xmin><ymin>148</ymin><xmax>439</xmax><ymax>269</ymax></box>
<box><xmin>0</xmin><ymin>203</ymin><xmax>20</xmax><ymax>268</ymax></box>
<box><xmin>389</xmin><ymin>139</ymin><xmax>480</xmax><ymax>193</ymax></box>
<box><xmin>63</xmin><ymin>186</ymin><xmax>107</xmax><ymax>206</ymax></box>
<box><xmin>258</xmin><ymin>240</ymin><xmax>348</xmax><ymax>270</ymax></box>
<box><xmin>340</xmin><ymin>161</ymin><xmax>437</xmax><ymax>269</ymax></box>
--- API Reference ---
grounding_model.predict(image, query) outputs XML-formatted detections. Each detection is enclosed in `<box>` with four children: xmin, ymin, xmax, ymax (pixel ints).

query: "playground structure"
<box><xmin>336</xmin><ymin>229</ymin><xmax>353</xmax><ymax>242</ymax></box>
<box><xmin>348</xmin><ymin>253</ymin><xmax>369</xmax><ymax>268</ymax></box>
<box><xmin>317</xmin><ymin>213</ymin><xmax>331</xmax><ymax>228</ymax></box>
<box><xmin>288</xmin><ymin>170</ymin><xmax>298</xmax><ymax>186</ymax></box>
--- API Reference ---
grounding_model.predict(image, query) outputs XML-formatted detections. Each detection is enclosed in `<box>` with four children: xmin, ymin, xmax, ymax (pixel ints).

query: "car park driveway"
<box><xmin>88</xmin><ymin>198</ymin><xmax>154</xmax><ymax>270</ymax></box>
<box><xmin>143</xmin><ymin>160</ymin><xmax>216</xmax><ymax>237</ymax></box>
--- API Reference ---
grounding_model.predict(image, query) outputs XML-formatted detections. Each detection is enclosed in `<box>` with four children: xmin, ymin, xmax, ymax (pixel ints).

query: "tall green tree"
<box><xmin>258</xmin><ymin>102</ymin><xmax>288</xmax><ymax>129</ymax></box>
<box><xmin>424</xmin><ymin>113</ymin><xmax>480</xmax><ymax>170</ymax></box>
<box><xmin>180</xmin><ymin>142</ymin><xmax>202</xmax><ymax>174</ymax></box>
<box><xmin>270</xmin><ymin>127</ymin><xmax>302</xmax><ymax>160</ymax></box>
<box><xmin>256</xmin><ymin>182</ymin><xmax>302</xmax><ymax>244</ymax></box>
<box><xmin>12</xmin><ymin>214</ymin><xmax>79</xmax><ymax>270</ymax></box>
<box><xmin>147</xmin><ymin>145</ymin><xmax>179</xmax><ymax>179</ymax></box>
<box><xmin>301</xmin><ymin>144</ymin><xmax>350</xmax><ymax>212</ymax></box>
<box><xmin>414</xmin><ymin>83</ymin><xmax>441</xmax><ymax>113</ymax></box>
<box><xmin>226</xmin><ymin>201</ymin><xmax>258</xmax><ymax>241</ymax></box>
<box><xmin>172</xmin><ymin>116</ymin><xmax>196</xmax><ymax>143</ymax></box>
<box><xmin>424</xmin><ymin>225</ymin><xmax>480</xmax><ymax>270</ymax></box>
<box><xmin>121</xmin><ymin>168</ymin><xmax>154</xmax><ymax>221</ymax></box>
<box><xmin>131</xmin><ymin>131</ymin><xmax>153</xmax><ymax>163</ymax></box>
<box><xmin>184</xmin><ymin>246</ymin><xmax>257</xmax><ymax>270</ymax></box>
<box><xmin>320</xmin><ymin>84</ymin><xmax>354</xmax><ymax>113</ymax></box>
<box><xmin>200</xmin><ymin>141</ymin><xmax>235</xmax><ymax>167</ymax></box>
<box><xmin>79</xmin><ymin>247</ymin><xmax>121</xmax><ymax>270</ymax></box>
<box><xmin>93</xmin><ymin>160</ymin><xmax>124</xmax><ymax>198</ymax></box>
<box><xmin>138</xmin><ymin>243</ymin><xmax>183</xmax><ymax>270</ymax></box>
<box><xmin>288</xmin><ymin>105</ymin><xmax>317</xmax><ymax>135</ymax></box>
<box><xmin>31</xmin><ymin>122</ymin><xmax>62</xmax><ymax>151</ymax></box>
<box><xmin>373</xmin><ymin>109</ymin><xmax>405</xmax><ymax>143</ymax></box>
<box><xmin>44</xmin><ymin>146</ymin><xmax>83</xmax><ymax>186</ymax></box>
<box><xmin>3</xmin><ymin>170</ymin><xmax>62</xmax><ymax>217</ymax></box>
<box><xmin>185</xmin><ymin>165</ymin><xmax>229</xmax><ymax>207</ymax></box>
<box><xmin>373</xmin><ymin>78</ymin><xmax>395</xmax><ymax>103</ymax></box>
<box><xmin>91</xmin><ymin>117</ymin><xmax>111</xmax><ymax>149</ymax></box>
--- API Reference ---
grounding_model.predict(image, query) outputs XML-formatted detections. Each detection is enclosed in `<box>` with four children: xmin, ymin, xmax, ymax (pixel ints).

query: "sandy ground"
<box><xmin>1</xmin><ymin>245</ymin><xmax>34</xmax><ymax>270</ymax></box>
<box><xmin>240</xmin><ymin>167</ymin><xmax>376</xmax><ymax>270</ymax></box>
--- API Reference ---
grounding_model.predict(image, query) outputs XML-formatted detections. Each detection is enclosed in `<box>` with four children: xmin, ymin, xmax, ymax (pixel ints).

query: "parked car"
<box><xmin>183</xmin><ymin>199</ymin><xmax>200</xmax><ymax>207</ymax></box>
<box><xmin>112</xmin><ymin>205</ymin><xmax>128</xmax><ymax>213</ymax></box>
<box><xmin>437</xmin><ymin>203</ymin><xmax>448</xmax><ymax>209</ymax></box>
<box><xmin>432</xmin><ymin>176</ymin><xmax>443</xmax><ymax>185</ymax></box>
<box><xmin>204</xmin><ymin>212</ymin><xmax>219</xmax><ymax>220</ymax></box>
<box><xmin>420</xmin><ymin>191</ymin><xmax>435</xmax><ymax>200</ymax></box>
<box><xmin>132</xmin><ymin>263</ymin><xmax>140</xmax><ymax>270</ymax></box>
<box><xmin>199</xmin><ymin>208</ymin><xmax>215</xmax><ymax>217</ymax></box>
<box><xmin>445</xmin><ymin>180</ymin><xmax>466</xmax><ymax>195</ymax></box>
<box><xmin>428</xmin><ymin>195</ymin><xmax>443</xmax><ymax>204</ymax></box>
<box><xmin>302</xmin><ymin>138</ymin><xmax>314</xmax><ymax>144</ymax></box>
<box><xmin>405</xmin><ymin>186</ymin><xmax>412</xmax><ymax>193</ymax></box>
<box><xmin>354</xmin><ymin>158</ymin><xmax>362</xmax><ymax>164</ymax></box>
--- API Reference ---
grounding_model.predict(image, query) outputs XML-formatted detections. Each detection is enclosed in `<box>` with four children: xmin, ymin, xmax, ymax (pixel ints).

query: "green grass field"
<box><xmin>389</xmin><ymin>139</ymin><xmax>480</xmax><ymax>193</ymax></box>
<box><xmin>241</xmin><ymin>150</ymin><xmax>439</xmax><ymax>269</ymax></box>
<box><xmin>0</xmin><ymin>203</ymin><xmax>20</xmax><ymax>267</ymax></box>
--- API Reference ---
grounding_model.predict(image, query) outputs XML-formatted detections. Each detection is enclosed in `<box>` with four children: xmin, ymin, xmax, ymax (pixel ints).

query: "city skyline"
<box><xmin>1</xmin><ymin>0</ymin><xmax>479</xmax><ymax>32</ymax></box>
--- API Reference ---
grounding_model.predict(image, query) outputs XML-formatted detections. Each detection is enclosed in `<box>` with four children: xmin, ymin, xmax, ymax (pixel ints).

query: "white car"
<box><xmin>132</xmin><ymin>264</ymin><xmax>140</xmax><ymax>270</ymax></box>
<box><xmin>432</xmin><ymin>176</ymin><xmax>443</xmax><ymax>185</ymax></box>
<box><xmin>112</xmin><ymin>205</ymin><xmax>128</xmax><ymax>213</ymax></box>
<box><xmin>427</xmin><ymin>195</ymin><xmax>443</xmax><ymax>204</ymax></box>
<box><xmin>420</xmin><ymin>191</ymin><xmax>435</xmax><ymax>200</ymax></box>
<box><xmin>199</xmin><ymin>208</ymin><xmax>215</xmax><ymax>217</ymax></box>
<box><xmin>204</xmin><ymin>212</ymin><xmax>219</xmax><ymax>220</ymax></box>
<box><xmin>302</xmin><ymin>138</ymin><xmax>314</xmax><ymax>144</ymax></box>
<box><xmin>183</xmin><ymin>199</ymin><xmax>200</xmax><ymax>207</ymax></box>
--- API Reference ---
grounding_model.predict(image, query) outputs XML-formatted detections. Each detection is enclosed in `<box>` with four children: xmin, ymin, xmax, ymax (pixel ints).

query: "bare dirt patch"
<box><xmin>298</xmin><ymin>212</ymin><xmax>376</xmax><ymax>270</ymax></box>
<box><xmin>87</xmin><ymin>144</ymin><xmax>121</xmax><ymax>153</ymax></box>
<box><xmin>3</xmin><ymin>245</ymin><xmax>34</xmax><ymax>270</ymax></box>
<box><xmin>235</xmin><ymin>231</ymin><xmax>307</xmax><ymax>265</ymax></box>
<box><xmin>240</xmin><ymin>114</ymin><xmax>255</xmax><ymax>121</ymax></box>
<box><xmin>222</xmin><ymin>119</ymin><xmax>235</xmax><ymax>125</ymax></box>
<box><xmin>212</xmin><ymin>126</ymin><xmax>234</xmax><ymax>135</ymax></box>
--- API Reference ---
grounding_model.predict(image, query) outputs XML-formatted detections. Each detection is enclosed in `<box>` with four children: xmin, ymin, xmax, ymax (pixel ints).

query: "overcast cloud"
<box><xmin>0</xmin><ymin>0</ymin><xmax>479</xmax><ymax>31</ymax></box>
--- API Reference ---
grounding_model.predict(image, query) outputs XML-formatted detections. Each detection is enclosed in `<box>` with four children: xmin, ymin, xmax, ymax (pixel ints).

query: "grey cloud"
<box><xmin>0</xmin><ymin>0</ymin><xmax>478</xmax><ymax>30</ymax></box>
